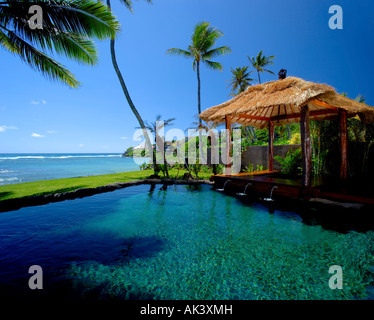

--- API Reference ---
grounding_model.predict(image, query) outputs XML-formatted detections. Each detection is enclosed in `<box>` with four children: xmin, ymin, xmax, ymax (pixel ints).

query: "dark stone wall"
<box><xmin>241</xmin><ymin>144</ymin><xmax>301</xmax><ymax>171</ymax></box>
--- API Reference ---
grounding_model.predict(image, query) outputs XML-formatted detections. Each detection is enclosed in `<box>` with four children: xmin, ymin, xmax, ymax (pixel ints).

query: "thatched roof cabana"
<box><xmin>200</xmin><ymin>76</ymin><xmax>374</xmax><ymax>128</ymax></box>
<box><xmin>200</xmin><ymin>75</ymin><xmax>374</xmax><ymax>189</ymax></box>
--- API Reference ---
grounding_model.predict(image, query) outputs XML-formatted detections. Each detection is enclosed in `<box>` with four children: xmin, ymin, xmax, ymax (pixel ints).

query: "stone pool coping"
<box><xmin>0</xmin><ymin>178</ymin><xmax>368</xmax><ymax>215</ymax></box>
<box><xmin>0</xmin><ymin>179</ymin><xmax>214</xmax><ymax>213</ymax></box>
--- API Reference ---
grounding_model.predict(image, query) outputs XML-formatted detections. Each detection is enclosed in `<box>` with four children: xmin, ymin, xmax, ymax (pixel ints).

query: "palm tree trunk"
<box><xmin>196</xmin><ymin>60</ymin><xmax>205</xmax><ymax>164</ymax></box>
<box><xmin>197</xmin><ymin>60</ymin><xmax>201</xmax><ymax>118</ymax></box>
<box><xmin>257</xmin><ymin>70</ymin><xmax>261</xmax><ymax>84</ymax></box>
<box><xmin>106</xmin><ymin>0</ymin><xmax>153</xmax><ymax>167</ymax></box>
<box><xmin>163</xmin><ymin>142</ymin><xmax>170</xmax><ymax>178</ymax></box>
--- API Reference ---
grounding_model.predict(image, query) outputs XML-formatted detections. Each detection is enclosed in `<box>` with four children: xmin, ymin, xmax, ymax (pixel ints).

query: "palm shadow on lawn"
<box><xmin>0</xmin><ymin>192</ymin><xmax>14</xmax><ymax>201</ymax></box>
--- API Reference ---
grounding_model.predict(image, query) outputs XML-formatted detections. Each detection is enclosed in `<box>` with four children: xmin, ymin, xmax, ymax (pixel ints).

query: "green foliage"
<box><xmin>139</xmin><ymin>162</ymin><xmax>152</xmax><ymax>170</ymax></box>
<box><xmin>153</xmin><ymin>164</ymin><xmax>161</xmax><ymax>176</ymax></box>
<box><xmin>201</xmin><ymin>166</ymin><xmax>213</xmax><ymax>174</ymax></box>
<box><xmin>274</xmin><ymin>148</ymin><xmax>302</xmax><ymax>176</ymax></box>
<box><xmin>123</xmin><ymin>147</ymin><xmax>134</xmax><ymax>157</ymax></box>
<box><xmin>311</xmin><ymin>120</ymin><xmax>342</xmax><ymax>177</ymax></box>
<box><xmin>159</xmin><ymin>164</ymin><xmax>168</xmax><ymax>177</ymax></box>
<box><xmin>289</xmin><ymin>132</ymin><xmax>301</xmax><ymax>145</ymax></box>
<box><xmin>191</xmin><ymin>163</ymin><xmax>201</xmax><ymax>179</ymax></box>
<box><xmin>244</xmin><ymin>162</ymin><xmax>254</xmax><ymax>173</ymax></box>
<box><xmin>243</xmin><ymin>162</ymin><xmax>263</xmax><ymax>173</ymax></box>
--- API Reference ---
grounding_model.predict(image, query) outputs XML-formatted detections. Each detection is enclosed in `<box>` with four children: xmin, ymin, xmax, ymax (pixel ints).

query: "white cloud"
<box><xmin>31</xmin><ymin>133</ymin><xmax>45</xmax><ymax>138</ymax></box>
<box><xmin>31</xmin><ymin>99</ymin><xmax>47</xmax><ymax>105</ymax></box>
<box><xmin>47</xmin><ymin>130</ymin><xmax>57</xmax><ymax>134</ymax></box>
<box><xmin>79</xmin><ymin>144</ymin><xmax>85</xmax><ymax>147</ymax></box>
<box><xmin>120</xmin><ymin>137</ymin><xmax>129</xmax><ymax>140</ymax></box>
<box><xmin>0</xmin><ymin>125</ymin><xmax>18</xmax><ymax>132</ymax></box>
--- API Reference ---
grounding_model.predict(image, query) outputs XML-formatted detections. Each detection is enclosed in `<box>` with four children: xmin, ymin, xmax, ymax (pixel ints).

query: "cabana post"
<box><xmin>268</xmin><ymin>121</ymin><xmax>274</xmax><ymax>172</ymax></box>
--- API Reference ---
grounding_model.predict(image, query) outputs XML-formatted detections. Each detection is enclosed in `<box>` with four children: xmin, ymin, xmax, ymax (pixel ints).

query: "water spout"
<box><xmin>263</xmin><ymin>186</ymin><xmax>278</xmax><ymax>202</ymax></box>
<box><xmin>237</xmin><ymin>183</ymin><xmax>252</xmax><ymax>196</ymax></box>
<box><xmin>217</xmin><ymin>180</ymin><xmax>231</xmax><ymax>192</ymax></box>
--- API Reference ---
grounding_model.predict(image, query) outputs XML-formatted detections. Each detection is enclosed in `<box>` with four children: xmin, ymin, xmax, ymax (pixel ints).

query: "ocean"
<box><xmin>0</xmin><ymin>154</ymin><xmax>147</xmax><ymax>186</ymax></box>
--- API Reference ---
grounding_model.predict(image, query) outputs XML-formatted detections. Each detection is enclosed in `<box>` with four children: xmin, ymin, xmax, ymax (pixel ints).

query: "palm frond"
<box><xmin>0</xmin><ymin>27</ymin><xmax>80</xmax><ymax>87</ymax></box>
<box><xmin>0</xmin><ymin>0</ymin><xmax>120</xmax><ymax>87</ymax></box>
<box><xmin>118</xmin><ymin>0</ymin><xmax>152</xmax><ymax>12</ymax></box>
<box><xmin>1</xmin><ymin>0</ymin><xmax>120</xmax><ymax>39</ymax></box>
<box><xmin>118</xmin><ymin>0</ymin><xmax>133</xmax><ymax>12</ymax></box>
<box><xmin>202</xmin><ymin>45</ymin><xmax>231</xmax><ymax>60</ymax></box>
<box><xmin>166</xmin><ymin>47</ymin><xmax>192</xmax><ymax>58</ymax></box>
<box><xmin>263</xmin><ymin>68</ymin><xmax>275</xmax><ymax>75</ymax></box>
<box><xmin>203</xmin><ymin>59</ymin><xmax>222</xmax><ymax>71</ymax></box>
<box><xmin>5</xmin><ymin>22</ymin><xmax>98</xmax><ymax>65</ymax></box>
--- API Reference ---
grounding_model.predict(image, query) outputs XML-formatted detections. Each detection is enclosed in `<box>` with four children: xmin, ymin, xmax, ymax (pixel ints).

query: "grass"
<box><xmin>0</xmin><ymin>169</ymin><xmax>213</xmax><ymax>202</ymax></box>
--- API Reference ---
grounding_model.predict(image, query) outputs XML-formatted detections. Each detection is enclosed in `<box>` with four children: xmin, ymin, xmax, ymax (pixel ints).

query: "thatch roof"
<box><xmin>200</xmin><ymin>77</ymin><xmax>374</xmax><ymax>129</ymax></box>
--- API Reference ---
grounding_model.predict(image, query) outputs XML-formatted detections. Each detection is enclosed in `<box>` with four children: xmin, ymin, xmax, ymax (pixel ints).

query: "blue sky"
<box><xmin>1</xmin><ymin>0</ymin><xmax>374</xmax><ymax>153</ymax></box>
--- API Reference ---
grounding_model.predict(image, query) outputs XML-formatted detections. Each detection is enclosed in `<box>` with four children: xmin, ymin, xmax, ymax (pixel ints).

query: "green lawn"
<box><xmin>0</xmin><ymin>169</ymin><xmax>212</xmax><ymax>202</ymax></box>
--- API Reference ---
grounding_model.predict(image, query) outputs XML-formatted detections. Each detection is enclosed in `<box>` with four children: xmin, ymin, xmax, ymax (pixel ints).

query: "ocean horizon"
<box><xmin>0</xmin><ymin>153</ymin><xmax>147</xmax><ymax>186</ymax></box>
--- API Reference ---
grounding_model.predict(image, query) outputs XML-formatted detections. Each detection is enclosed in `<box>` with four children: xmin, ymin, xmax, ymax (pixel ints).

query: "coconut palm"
<box><xmin>106</xmin><ymin>0</ymin><xmax>153</xmax><ymax>164</ymax></box>
<box><xmin>226</xmin><ymin>66</ymin><xmax>254</xmax><ymax>96</ymax></box>
<box><xmin>0</xmin><ymin>0</ymin><xmax>120</xmax><ymax>88</ymax></box>
<box><xmin>166</xmin><ymin>21</ymin><xmax>231</xmax><ymax>122</ymax></box>
<box><xmin>248</xmin><ymin>50</ymin><xmax>275</xmax><ymax>84</ymax></box>
<box><xmin>141</xmin><ymin>114</ymin><xmax>175</xmax><ymax>178</ymax></box>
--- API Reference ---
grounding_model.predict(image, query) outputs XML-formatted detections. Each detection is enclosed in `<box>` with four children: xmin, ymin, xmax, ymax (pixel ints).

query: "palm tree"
<box><xmin>226</xmin><ymin>66</ymin><xmax>254</xmax><ymax>96</ymax></box>
<box><xmin>167</xmin><ymin>22</ymin><xmax>230</xmax><ymax>166</ymax></box>
<box><xmin>105</xmin><ymin>0</ymin><xmax>153</xmax><ymax>164</ymax></box>
<box><xmin>141</xmin><ymin>114</ymin><xmax>175</xmax><ymax>178</ymax></box>
<box><xmin>166</xmin><ymin>21</ymin><xmax>231</xmax><ymax>122</ymax></box>
<box><xmin>248</xmin><ymin>50</ymin><xmax>275</xmax><ymax>84</ymax></box>
<box><xmin>0</xmin><ymin>0</ymin><xmax>119</xmax><ymax>88</ymax></box>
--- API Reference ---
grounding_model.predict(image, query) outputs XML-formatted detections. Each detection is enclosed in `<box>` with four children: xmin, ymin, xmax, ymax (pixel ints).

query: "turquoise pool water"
<box><xmin>0</xmin><ymin>184</ymin><xmax>373</xmax><ymax>300</ymax></box>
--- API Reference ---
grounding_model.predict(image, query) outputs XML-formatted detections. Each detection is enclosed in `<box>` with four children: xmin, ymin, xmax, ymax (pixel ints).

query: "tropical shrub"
<box><xmin>274</xmin><ymin>148</ymin><xmax>302</xmax><ymax>176</ymax></box>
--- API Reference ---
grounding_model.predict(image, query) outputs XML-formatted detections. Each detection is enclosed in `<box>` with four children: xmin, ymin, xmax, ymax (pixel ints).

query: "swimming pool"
<box><xmin>0</xmin><ymin>184</ymin><xmax>373</xmax><ymax>300</ymax></box>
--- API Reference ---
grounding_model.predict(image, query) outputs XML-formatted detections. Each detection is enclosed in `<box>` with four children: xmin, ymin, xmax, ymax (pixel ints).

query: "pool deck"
<box><xmin>211</xmin><ymin>171</ymin><xmax>374</xmax><ymax>205</ymax></box>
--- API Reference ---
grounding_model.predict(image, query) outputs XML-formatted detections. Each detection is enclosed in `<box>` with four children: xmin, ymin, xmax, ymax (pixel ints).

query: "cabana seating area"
<box><xmin>200</xmin><ymin>73</ymin><xmax>374</xmax><ymax>204</ymax></box>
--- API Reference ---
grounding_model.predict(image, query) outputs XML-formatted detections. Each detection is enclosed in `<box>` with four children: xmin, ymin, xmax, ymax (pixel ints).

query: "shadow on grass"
<box><xmin>0</xmin><ymin>185</ymin><xmax>90</xmax><ymax>213</ymax></box>
<box><xmin>0</xmin><ymin>192</ymin><xmax>14</xmax><ymax>201</ymax></box>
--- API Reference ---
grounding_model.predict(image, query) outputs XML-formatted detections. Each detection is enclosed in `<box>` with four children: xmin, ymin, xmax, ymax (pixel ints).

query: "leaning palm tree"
<box><xmin>248</xmin><ymin>50</ymin><xmax>275</xmax><ymax>84</ymax></box>
<box><xmin>141</xmin><ymin>114</ymin><xmax>175</xmax><ymax>178</ymax></box>
<box><xmin>166</xmin><ymin>21</ymin><xmax>231</xmax><ymax>123</ymax></box>
<box><xmin>0</xmin><ymin>0</ymin><xmax>120</xmax><ymax>88</ymax></box>
<box><xmin>226</xmin><ymin>66</ymin><xmax>254</xmax><ymax>96</ymax></box>
<box><xmin>105</xmin><ymin>0</ymin><xmax>154</xmax><ymax>165</ymax></box>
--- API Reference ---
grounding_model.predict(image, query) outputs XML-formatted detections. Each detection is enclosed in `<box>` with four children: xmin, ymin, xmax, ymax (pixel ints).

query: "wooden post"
<box><xmin>339</xmin><ymin>109</ymin><xmax>348</xmax><ymax>181</ymax></box>
<box><xmin>268</xmin><ymin>121</ymin><xmax>274</xmax><ymax>171</ymax></box>
<box><xmin>300</xmin><ymin>105</ymin><xmax>311</xmax><ymax>188</ymax></box>
<box><xmin>225</xmin><ymin>116</ymin><xmax>232</xmax><ymax>176</ymax></box>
